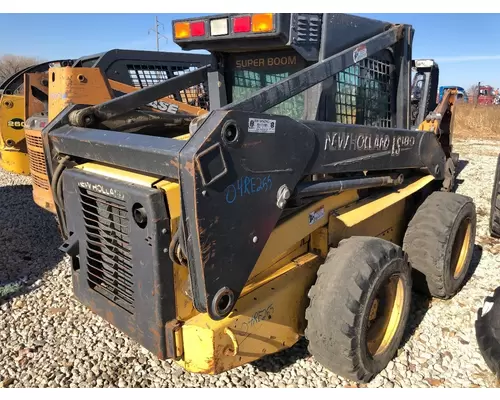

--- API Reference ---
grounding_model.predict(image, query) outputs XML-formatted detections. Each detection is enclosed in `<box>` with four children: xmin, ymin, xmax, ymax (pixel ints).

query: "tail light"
<box><xmin>174</xmin><ymin>22</ymin><xmax>191</xmax><ymax>39</ymax></box>
<box><xmin>190</xmin><ymin>21</ymin><xmax>206</xmax><ymax>37</ymax></box>
<box><xmin>174</xmin><ymin>13</ymin><xmax>275</xmax><ymax>40</ymax></box>
<box><xmin>174</xmin><ymin>20</ymin><xmax>206</xmax><ymax>39</ymax></box>
<box><xmin>233</xmin><ymin>16</ymin><xmax>251</xmax><ymax>33</ymax></box>
<box><xmin>251</xmin><ymin>14</ymin><xmax>274</xmax><ymax>33</ymax></box>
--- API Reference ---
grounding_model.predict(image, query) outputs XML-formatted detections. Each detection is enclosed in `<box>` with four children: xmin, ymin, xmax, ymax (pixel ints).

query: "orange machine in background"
<box><xmin>25</xmin><ymin>49</ymin><xmax>210</xmax><ymax>213</ymax></box>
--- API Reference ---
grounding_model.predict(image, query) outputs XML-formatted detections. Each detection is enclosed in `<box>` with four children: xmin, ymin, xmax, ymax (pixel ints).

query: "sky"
<box><xmin>0</xmin><ymin>13</ymin><xmax>499</xmax><ymax>89</ymax></box>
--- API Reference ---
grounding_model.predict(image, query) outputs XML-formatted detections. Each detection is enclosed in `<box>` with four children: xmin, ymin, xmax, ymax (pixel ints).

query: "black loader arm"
<box><xmin>176</xmin><ymin>110</ymin><xmax>446</xmax><ymax>320</ymax></box>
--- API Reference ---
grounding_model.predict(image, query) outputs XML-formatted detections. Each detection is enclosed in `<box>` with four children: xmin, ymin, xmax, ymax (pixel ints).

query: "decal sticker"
<box><xmin>7</xmin><ymin>118</ymin><xmax>24</xmax><ymax>130</ymax></box>
<box><xmin>309</xmin><ymin>206</ymin><xmax>325</xmax><ymax>225</ymax></box>
<box><xmin>78</xmin><ymin>181</ymin><xmax>125</xmax><ymax>201</ymax></box>
<box><xmin>353</xmin><ymin>44</ymin><xmax>368</xmax><ymax>64</ymax></box>
<box><xmin>248</xmin><ymin>118</ymin><xmax>276</xmax><ymax>134</ymax></box>
<box><xmin>147</xmin><ymin>100</ymin><xmax>179</xmax><ymax>114</ymax></box>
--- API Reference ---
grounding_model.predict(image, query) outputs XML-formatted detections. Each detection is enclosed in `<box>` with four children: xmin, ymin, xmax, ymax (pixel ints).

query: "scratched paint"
<box><xmin>225</xmin><ymin>175</ymin><xmax>272</xmax><ymax>204</ymax></box>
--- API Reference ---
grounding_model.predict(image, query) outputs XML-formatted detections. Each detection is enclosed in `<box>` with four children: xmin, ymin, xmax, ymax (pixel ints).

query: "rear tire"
<box><xmin>490</xmin><ymin>154</ymin><xmax>500</xmax><ymax>238</ymax></box>
<box><xmin>305</xmin><ymin>237</ymin><xmax>412</xmax><ymax>383</ymax></box>
<box><xmin>403</xmin><ymin>191</ymin><xmax>476</xmax><ymax>299</ymax></box>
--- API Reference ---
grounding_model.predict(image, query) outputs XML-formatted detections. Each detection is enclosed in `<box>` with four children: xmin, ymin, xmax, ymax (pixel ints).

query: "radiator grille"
<box><xmin>26</xmin><ymin>133</ymin><xmax>43</xmax><ymax>148</ymax></box>
<box><xmin>27</xmin><ymin>147</ymin><xmax>48</xmax><ymax>176</ymax></box>
<box><xmin>32</xmin><ymin>174</ymin><xmax>49</xmax><ymax>190</ymax></box>
<box><xmin>79</xmin><ymin>187</ymin><xmax>135</xmax><ymax>314</ymax></box>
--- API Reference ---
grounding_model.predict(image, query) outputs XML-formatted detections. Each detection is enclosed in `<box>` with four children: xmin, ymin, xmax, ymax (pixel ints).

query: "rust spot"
<box><xmin>242</xmin><ymin>140</ymin><xmax>262</xmax><ymax>148</ymax></box>
<box><xmin>105</xmin><ymin>309</ymin><xmax>116</xmax><ymax>326</ymax></box>
<box><xmin>184</xmin><ymin>160</ymin><xmax>195</xmax><ymax>176</ymax></box>
<box><xmin>152</xmin><ymin>282</ymin><xmax>160</xmax><ymax>297</ymax></box>
<box><xmin>170</xmin><ymin>158</ymin><xmax>179</xmax><ymax>169</ymax></box>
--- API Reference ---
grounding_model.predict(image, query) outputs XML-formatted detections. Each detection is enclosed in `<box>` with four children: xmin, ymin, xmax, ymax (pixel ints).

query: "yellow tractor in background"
<box><xmin>0</xmin><ymin>59</ymin><xmax>73</xmax><ymax>175</ymax></box>
<box><xmin>40</xmin><ymin>13</ymin><xmax>476</xmax><ymax>383</ymax></box>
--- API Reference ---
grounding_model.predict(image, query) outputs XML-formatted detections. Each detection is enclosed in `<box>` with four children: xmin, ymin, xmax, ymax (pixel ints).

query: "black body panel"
<box><xmin>61</xmin><ymin>168</ymin><xmax>176</xmax><ymax>359</ymax></box>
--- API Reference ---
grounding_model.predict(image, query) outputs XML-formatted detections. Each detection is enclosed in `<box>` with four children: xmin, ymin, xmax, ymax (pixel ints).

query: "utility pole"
<box><xmin>148</xmin><ymin>16</ymin><xmax>168</xmax><ymax>51</ymax></box>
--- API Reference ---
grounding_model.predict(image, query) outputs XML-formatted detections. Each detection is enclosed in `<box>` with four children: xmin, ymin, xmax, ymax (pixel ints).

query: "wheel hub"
<box><xmin>366</xmin><ymin>274</ymin><xmax>405</xmax><ymax>357</ymax></box>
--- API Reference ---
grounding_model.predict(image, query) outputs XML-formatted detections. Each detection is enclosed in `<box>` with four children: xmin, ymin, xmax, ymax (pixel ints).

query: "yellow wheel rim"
<box><xmin>366</xmin><ymin>274</ymin><xmax>406</xmax><ymax>357</ymax></box>
<box><xmin>450</xmin><ymin>217</ymin><xmax>472</xmax><ymax>279</ymax></box>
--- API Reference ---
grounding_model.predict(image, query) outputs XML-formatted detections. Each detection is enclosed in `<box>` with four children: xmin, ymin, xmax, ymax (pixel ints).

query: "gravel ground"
<box><xmin>1</xmin><ymin>138</ymin><xmax>500</xmax><ymax>388</ymax></box>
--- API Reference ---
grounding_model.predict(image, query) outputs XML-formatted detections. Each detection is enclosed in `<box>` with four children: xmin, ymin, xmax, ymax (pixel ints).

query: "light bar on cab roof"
<box><xmin>173</xmin><ymin>13</ymin><xmax>275</xmax><ymax>40</ymax></box>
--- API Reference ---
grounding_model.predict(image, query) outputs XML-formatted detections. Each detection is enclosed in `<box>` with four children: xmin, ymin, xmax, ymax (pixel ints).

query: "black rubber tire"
<box><xmin>490</xmin><ymin>154</ymin><xmax>500</xmax><ymax>238</ymax></box>
<box><xmin>403</xmin><ymin>191</ymin><xmax>476</xmax><ymax>299</ymax></box>
<box><xmin>475</xmin><ymin>287</ymin><xmax>500</xmax><ymax>379</ymax></box>
<box><xmin>305</xmin><ymin>237</ymin><xmax>412</xmax><ymax>383</ymax></box>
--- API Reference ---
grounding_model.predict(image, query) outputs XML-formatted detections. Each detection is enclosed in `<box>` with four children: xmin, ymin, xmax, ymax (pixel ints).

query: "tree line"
<box><xmin>0</xmin><ymin>55</ymin><xmax>44</xmax><ymax>86</ymax></box>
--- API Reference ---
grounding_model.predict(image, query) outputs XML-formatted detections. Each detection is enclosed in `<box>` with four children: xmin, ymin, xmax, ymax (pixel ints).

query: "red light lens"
<box><xmin>190</xmin><ymin>21</ymin><xmax>205</xmax><ymax>37</ymax></box>
<box><xmin>233</xmin><ymin>16</ymin><xmax>251</xmax><ymax>33</ymax></box>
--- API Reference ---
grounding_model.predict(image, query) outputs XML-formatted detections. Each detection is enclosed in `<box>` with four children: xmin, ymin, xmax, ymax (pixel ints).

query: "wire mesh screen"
<box><xmin>127</xmin><ymin>64</ymin><xmax>209</xmax><ymax>110</ymax></box>
<box><xmin>170</xmin><ymin>65</ymin><xmax>209</xmax><ymax>110</ymax></box>
<box><xmin>127</xmin><ymin>64</ymin><xmax>169</xmax><ymax>87</ymax></box>
<box><xmin>335</xmin><ymin>56</ymin><xmax>393</xmax><ymax>127</ymax></box>
<box><xmin>232</xmin><ymin>70</ymin><xmax>305</xmax><ymax>120</ymax></box>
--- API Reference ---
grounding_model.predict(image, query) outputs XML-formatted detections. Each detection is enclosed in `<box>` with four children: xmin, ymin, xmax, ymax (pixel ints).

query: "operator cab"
<box><xmin>173</xmin><ymin>13</ymin><xmax>406</xmax><ymax>129</ymax></box>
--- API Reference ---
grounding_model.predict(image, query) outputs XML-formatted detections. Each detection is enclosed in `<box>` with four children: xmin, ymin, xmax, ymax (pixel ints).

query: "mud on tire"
<box><xmin>305</xmin><ymin>237</ymin><xmax>412</xmax><ymax>383</ymax></box>
<box><xmin>403</xmin><ymin>191</ymin><xmax>476</xmax><ymax>299</ymax></box>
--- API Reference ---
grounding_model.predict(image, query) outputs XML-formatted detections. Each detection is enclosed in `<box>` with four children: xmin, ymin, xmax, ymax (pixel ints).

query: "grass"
<box><xmin>0</xmin><ymin>281</ymin><xmax>22</xmax><ymax>299</ymax></box>
<box><xmin>453</xmin><ymin>103</ymin><xmax>500</xmax><ymax>141</ymax></box>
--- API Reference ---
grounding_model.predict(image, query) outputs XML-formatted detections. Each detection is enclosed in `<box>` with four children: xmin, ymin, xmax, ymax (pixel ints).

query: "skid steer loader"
<box><xmin>25</xmin><ymin>49</ymin><xmax>210</xmax><ymax>213</ymax></box>
<box><xmin>40</xmin><ymin>13</ymin><xmax>476</xmax><ymax>383</ymax></box>
<box><xmin>0</xmin><ymin>59</ymin><xmax>73</xmax><ymax>175</ymax></box>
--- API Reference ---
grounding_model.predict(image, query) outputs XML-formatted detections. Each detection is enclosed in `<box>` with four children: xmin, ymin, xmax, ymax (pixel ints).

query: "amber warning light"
<box><xmin>174</xmin><ymin>14</ymin><xmax>275</xmax><ymax>40</ymax></box>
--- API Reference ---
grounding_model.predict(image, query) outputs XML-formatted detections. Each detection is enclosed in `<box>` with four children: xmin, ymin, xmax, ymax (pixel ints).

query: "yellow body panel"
<box><xmin>0</xmin><ymin>149</ymin><xmax>30</xmax><ymax>175</ymax></box>
<box><xmin>329</xmin><ymin>174</ymin><xmax>435</xmax><ymax>246</ymax></box>
<box><xmin>0</xmin><ymin>94</ymin><xmax>30</xmax><ymax>174</ymax></box>
<box><xmin>177</xmin><ymin>252</ymin><xmax>321</xmax><ymax>374</ymax></box>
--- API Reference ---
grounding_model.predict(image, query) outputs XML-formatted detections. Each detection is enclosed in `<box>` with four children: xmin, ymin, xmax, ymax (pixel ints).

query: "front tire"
<box><xmin>305</xmin><ymin>237</ymin><xmax>412</xmax><ymax>383</ymax></box>
<box><xmin>403</xmin><ymin>191</ymin><xmax>476</xmax><ymax>298</ymax></box>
